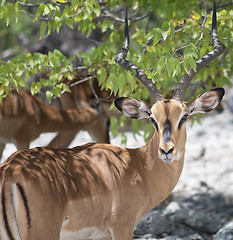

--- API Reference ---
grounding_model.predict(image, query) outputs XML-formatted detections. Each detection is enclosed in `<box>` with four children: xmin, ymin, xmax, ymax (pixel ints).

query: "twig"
<box><xmin>17</xmin><ymin>1</ymin><xmax>51</xmax><ymax>7</ymax></box>
<box><xmin>196</xmin><ymin>0</ymin><xmax>208</xmax><ymax>48</ymax></box>
<box><xmin>101</xmin><ymin>10</ymin><xmax>152</xmax><ymax>24</ymax></box>
<box><xmin>60</xmin><ymin>76</ymin><xmax>93</xmax><ymax>95</ymax></box>
<box><xmin>91</xmin><ymin>78</ymin><xmax>100</xmax><ymax>104</ymax></box>
<box><xmin>69</xmin><ymin>76</ymin><xmax>93</xmax><ymax>88</ymax></box>
<box><xmin>69</xmin><ymin>4</ymin><xmax>86</xmax><ymax>18</ymax></box>
<box><xmin>172</xmin><ymin>44</ymin><xmax>190</xmax><ymax>56</ymax></box>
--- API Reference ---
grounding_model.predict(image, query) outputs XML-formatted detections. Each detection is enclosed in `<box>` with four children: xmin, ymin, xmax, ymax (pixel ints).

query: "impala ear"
<box><xmin>115</xmin><ymin>97</ymin><xmax>151</xmax><ymax>119</ymax></box>
<box><xmin>188</xmin><ymin>88</ymin><xmax>225</xmax><ymax>115</ymax></box>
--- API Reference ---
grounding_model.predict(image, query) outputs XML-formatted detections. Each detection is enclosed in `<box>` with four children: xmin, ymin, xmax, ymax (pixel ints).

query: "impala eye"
<box><xmin>150</xmin><ymin>117</ymin><xmax>158</xmax><ymax>131</ymax></box>
<box><xmin>178</xmin><ymin>114</ymin><xmax>188</xmax><ymax>129</ymax></box>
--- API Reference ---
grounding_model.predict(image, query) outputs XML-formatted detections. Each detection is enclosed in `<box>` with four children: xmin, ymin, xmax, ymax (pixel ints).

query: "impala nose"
<box><xmin>159</xmin><ymin>143</ymin><xmax>175</xmax><ymax>163</ymax></box>
<box><xmin>160</xmin><ymin>146</ymin><xmax>174</xmax><ymax>156</ymax></box>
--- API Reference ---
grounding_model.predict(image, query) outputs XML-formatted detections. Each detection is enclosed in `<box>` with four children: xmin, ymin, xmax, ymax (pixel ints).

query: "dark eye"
<box><xmin>178</xmin><ymin>114</ymin><xmax>188</xmax><ymax>129</ymax></box>
<box><xmin>150</xmin><ymin>117</ymin><xmax>158</xmax><ymax>131</ymax></box>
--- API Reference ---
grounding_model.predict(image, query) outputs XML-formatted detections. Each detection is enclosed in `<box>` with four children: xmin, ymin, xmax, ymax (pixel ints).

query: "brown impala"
<box><xmin>0</xmin><ymin>88</ymin><xmax>110</xmax><ymax>159</ymax></box>
<box><xmin>0</xmin><ymin>1</ymin><xmax>225</xmax><ymax>239</ymax></box>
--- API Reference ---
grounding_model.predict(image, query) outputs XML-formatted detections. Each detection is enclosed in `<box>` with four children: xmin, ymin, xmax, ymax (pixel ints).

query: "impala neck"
<box><xmin>138</xmin><ymin>131</ymin><xmax>186</xmax><ymax>209</ymax></box>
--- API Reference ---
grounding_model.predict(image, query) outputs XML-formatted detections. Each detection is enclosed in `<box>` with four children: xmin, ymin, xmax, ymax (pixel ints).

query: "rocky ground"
<box><xmin>2</xmin><ymin>91</ymin><xmax>233</xmax><ymax>239</ymax></box>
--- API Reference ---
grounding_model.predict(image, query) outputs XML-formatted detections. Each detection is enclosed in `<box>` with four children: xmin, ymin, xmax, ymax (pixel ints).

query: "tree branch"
<box><xmin>196</xmin><ymin>0</ymin><xmax>207</xmax><ymax>48</ymax></box>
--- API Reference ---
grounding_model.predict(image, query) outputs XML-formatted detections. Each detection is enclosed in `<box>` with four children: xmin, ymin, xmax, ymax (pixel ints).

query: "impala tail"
<box><xmin>0</xmin><ymin>181</ymin><xmax>30</xmax><ymax>240</ymax></box>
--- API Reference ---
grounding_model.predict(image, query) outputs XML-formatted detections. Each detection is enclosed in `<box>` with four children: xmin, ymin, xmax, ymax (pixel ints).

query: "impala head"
<box><xmin>115</xmin><ymin>1</ymin><xmax>225</xmax><ymax>164</ymax></box>
<box><xmin>115</xmin><ymin>88</ymin><xmax>224</xmax><ymax>163</ymax></box>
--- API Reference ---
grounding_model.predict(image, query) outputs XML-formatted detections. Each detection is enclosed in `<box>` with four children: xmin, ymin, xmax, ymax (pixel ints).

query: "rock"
<box><xmin>183</xmin><ymin>234</ymin><xmax>204</xmax><ymax>240</ymax></box>
<box><xmin>135</xmin><ymin>210</ymin><xmax>171</xmax><ymax>237</ymax></box>
<box><xmin>213</xmin><ymin>221</ymin><xmax>233</xmax><ymax>240</ymax></box>
<box><xmin>164</xmin><ymin>201</ymin><xmax>181</xmax><ymax>215</ymax></box>
<box><xmin>149</xmin><ymin>212</ymin><xmax>170</xmax><ymax>235</ymax></box>
<box><xmin>173</xmin><ymin>207</ymin><xmax>225</xmax><ymax>233</ymax></box>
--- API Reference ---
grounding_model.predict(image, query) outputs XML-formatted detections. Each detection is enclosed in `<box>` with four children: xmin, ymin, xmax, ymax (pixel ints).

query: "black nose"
<box><xmin>160</xmin><ymin>147</ymin><xmax>174</xmax><ymax>156</ymax></box>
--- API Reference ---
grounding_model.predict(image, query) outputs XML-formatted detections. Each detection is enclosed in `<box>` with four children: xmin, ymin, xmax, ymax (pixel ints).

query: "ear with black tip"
<box><xmin>188</xmin><ymin>88</ymin><xmax>225</xmax><ymax>115</ymax></box>
<box><xmin>115</xmin><ymin>97</ymin><xmax>151</xmax><ymax>119</ymax></box>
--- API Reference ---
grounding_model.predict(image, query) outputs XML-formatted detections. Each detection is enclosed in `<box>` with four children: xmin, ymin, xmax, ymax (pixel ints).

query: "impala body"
<box><xmin>0</xmin><ymin>0</ymin><xmax>225</xmax><ymax>239</ymax></box>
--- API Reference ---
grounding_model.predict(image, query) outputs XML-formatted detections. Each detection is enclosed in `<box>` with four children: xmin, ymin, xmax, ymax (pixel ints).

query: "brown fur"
<box><xmin>0</xmin><ymin>89</ymin><xmax>109</xmax><ymax>159</ymax></box>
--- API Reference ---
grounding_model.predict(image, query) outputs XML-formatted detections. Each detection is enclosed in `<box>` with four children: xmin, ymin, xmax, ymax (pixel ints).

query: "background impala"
<box><xmin>0</xmin><ymin>0</ymin><xmax>226</xmax><ymax>239</ymax></box>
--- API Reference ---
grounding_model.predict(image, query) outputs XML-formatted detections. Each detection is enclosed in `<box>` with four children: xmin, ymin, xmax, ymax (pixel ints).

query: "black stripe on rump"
<box><xmin>16</xmin><ymin>183</ymin><xmax>31</xmax><ymax>229</ymax></box>
<box><xmin>1</xmin><ymin>183</ymin><xmax>15</xmax><ymax>240</ymax></box>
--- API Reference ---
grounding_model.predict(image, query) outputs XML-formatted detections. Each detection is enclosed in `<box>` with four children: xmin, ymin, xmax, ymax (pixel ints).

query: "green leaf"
<box><xmin>63</xmin><ymin>15</ymin><xmax>74</xmax><ymax>29</ymax></box>
<box><xmin>54</xmin><ymin>16</ymin><xmax>61</xmax><ymax>33</ymax></box>
<box><xmin>146</xmin><ymin>28</ymin><xmax>157</xmax><ymax>40</ymax></box>
<box><xmin>98</xmin><ymin>67</ymin><xmax>107</xmax><ymax>84</ymax></box>
<box><xmin>40</xmin><ymin>21</ymin><xmax>47</xmax><ymax>39</ymax></box>
<box><xmin>187</xmin><ymin>56</ymin><xmax>196</xmax><ymax>72</ymax></box>
<box><xmin>118</xmin><ymin>73</ymin><xmax>126</xmax><ymax>89</ymax></box>
<box><xmin>153</xmin><ymin>29</ymin><xmax>162</xmax><ymax>45</ymax></box>
<box><xmin>157</xmin><ymin>56</ymin><xmax>166</xmax><ymax>74</ymax></box>
<box><xmin>189</xmin><ymin>42</ymin><xmax>197</xmax><ymax>52</ymax></box>
<box><xmin>43</xmin><ymin>5</ymin><xmax>51</xmax><ymax>15</ymax></box>
<box><xmin>31</xmin><ymin>82</ymin><xmax>41</xmax><ymax>95</ymax></box>
<box><xmin>16</xmin><ymin>77</ymin><xmax>28</xmax><ymax>88</ymax></box>
<box><xmin>200</xmin><ymin>43</ymin><xmax>208</xmax><ymax>58</ymax></box>
<box><xmin>191</xmin><ymin>12</ymin><xmax>200</xmax><ymax>20</ymax></box>
<box><xmin>169</xmin><ymin>22</ymin><xmax>175</xmax><ymax>38</ymax></box>
<box><xmin>127</xmin><ymin>72</ymin><xmax>135</xmax><ymax>91</ymax></box>
<box><xmin>46</xmin><ymin>91</ymin><xmax>53</xmax><ymax>103</ymax></box>
<box><xmin>60</xmin><ymin>83</ymin><xmax>71</xmax><ymax>93</ymax></box>
<box><xmin>166</xmin><ymin>57</ymin><xmax>176</xmax><ymax>77</ymax></box>
<box><xmin>55</xmin><ymin>0</ymin><xmax>67</xmax><ymax>3</ymax></box>
<box><xmin>183</xmin><ymin>58</ymin><xmax>190</xmax><ymax>74</ymax></box>
<box><xmin>36</xmin><ymin>3</ymin><xmax>45</xmax><ymax>17</ymax></box>
<box><xmin>26</xmin><ymin>53</ymin><xmax>33</xmax><ymax>67</ymax></box>
<box><xmin>161</xmin><ymin>22</ymin><xmax>169</xmax><ymax>40</ymax></box>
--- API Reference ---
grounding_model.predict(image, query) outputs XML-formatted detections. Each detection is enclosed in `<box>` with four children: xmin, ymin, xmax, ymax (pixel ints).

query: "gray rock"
<box><xmin>149</xmin><ymin>212</ymin><xmax>170</xmax><ymax>235</ymax></box>
<box><xmin>171</xmin><ymin>206</ymin><xmax>225</xmax><ymax>233</ymax></box>
<box><xmin>213</xmin><ymin>221</ymin><xmax>233</xmax><ymax>240</ymax></box>
<box><xmin>183</xmin><ymin>234</ymin><xmax>204</xmax><ymax>240</ymax></box>
<box><xmin>164</xmin><ymin>201</ymin><xmax>181</xmax><ymax>216</ymax></box>
<box><xmin>136</xmin><ymin>210</ymin><xmax>171</xmax><ymax>237</ymax></box>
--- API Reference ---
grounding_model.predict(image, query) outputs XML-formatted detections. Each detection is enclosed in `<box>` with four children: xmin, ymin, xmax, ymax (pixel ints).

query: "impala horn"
<box><xmin>172</xmin><ymin>0</ymin><xmax>225</xmax><ymax>101</ymax></box>
<box><xmin>115</xmin><ymin>7</ymin><xmax>164</xmax><ymax>103</ymax></box>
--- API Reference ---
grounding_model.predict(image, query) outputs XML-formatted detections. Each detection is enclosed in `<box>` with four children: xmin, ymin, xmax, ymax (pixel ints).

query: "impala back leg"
<box><xmin>0</xmin><ymin>177</ymin><xmax>63</xmax><ymax>240</ymax></box>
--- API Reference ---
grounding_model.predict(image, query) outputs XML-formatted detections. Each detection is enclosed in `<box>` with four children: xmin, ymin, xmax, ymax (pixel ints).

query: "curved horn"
<box><xmin>115</xmin><ymin>7</ymin><xmax>164</xmax><ymax>103</ymax></box>
<box><xmin>172</xmin><ymin>0</ymin><xmax>224</xmax><ymax>102</ymax></box>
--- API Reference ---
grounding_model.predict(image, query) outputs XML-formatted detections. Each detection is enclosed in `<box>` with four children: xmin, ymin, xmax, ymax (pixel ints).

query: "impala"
<box><xmin>0</xmin><ymin>88</ymin><xmax>109</xmax><ymax>160</ymax></box>
<box><xmin>0</xmin><ymin>1</ymin><xmax>225</xmax><ymax>239</ymax></box>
